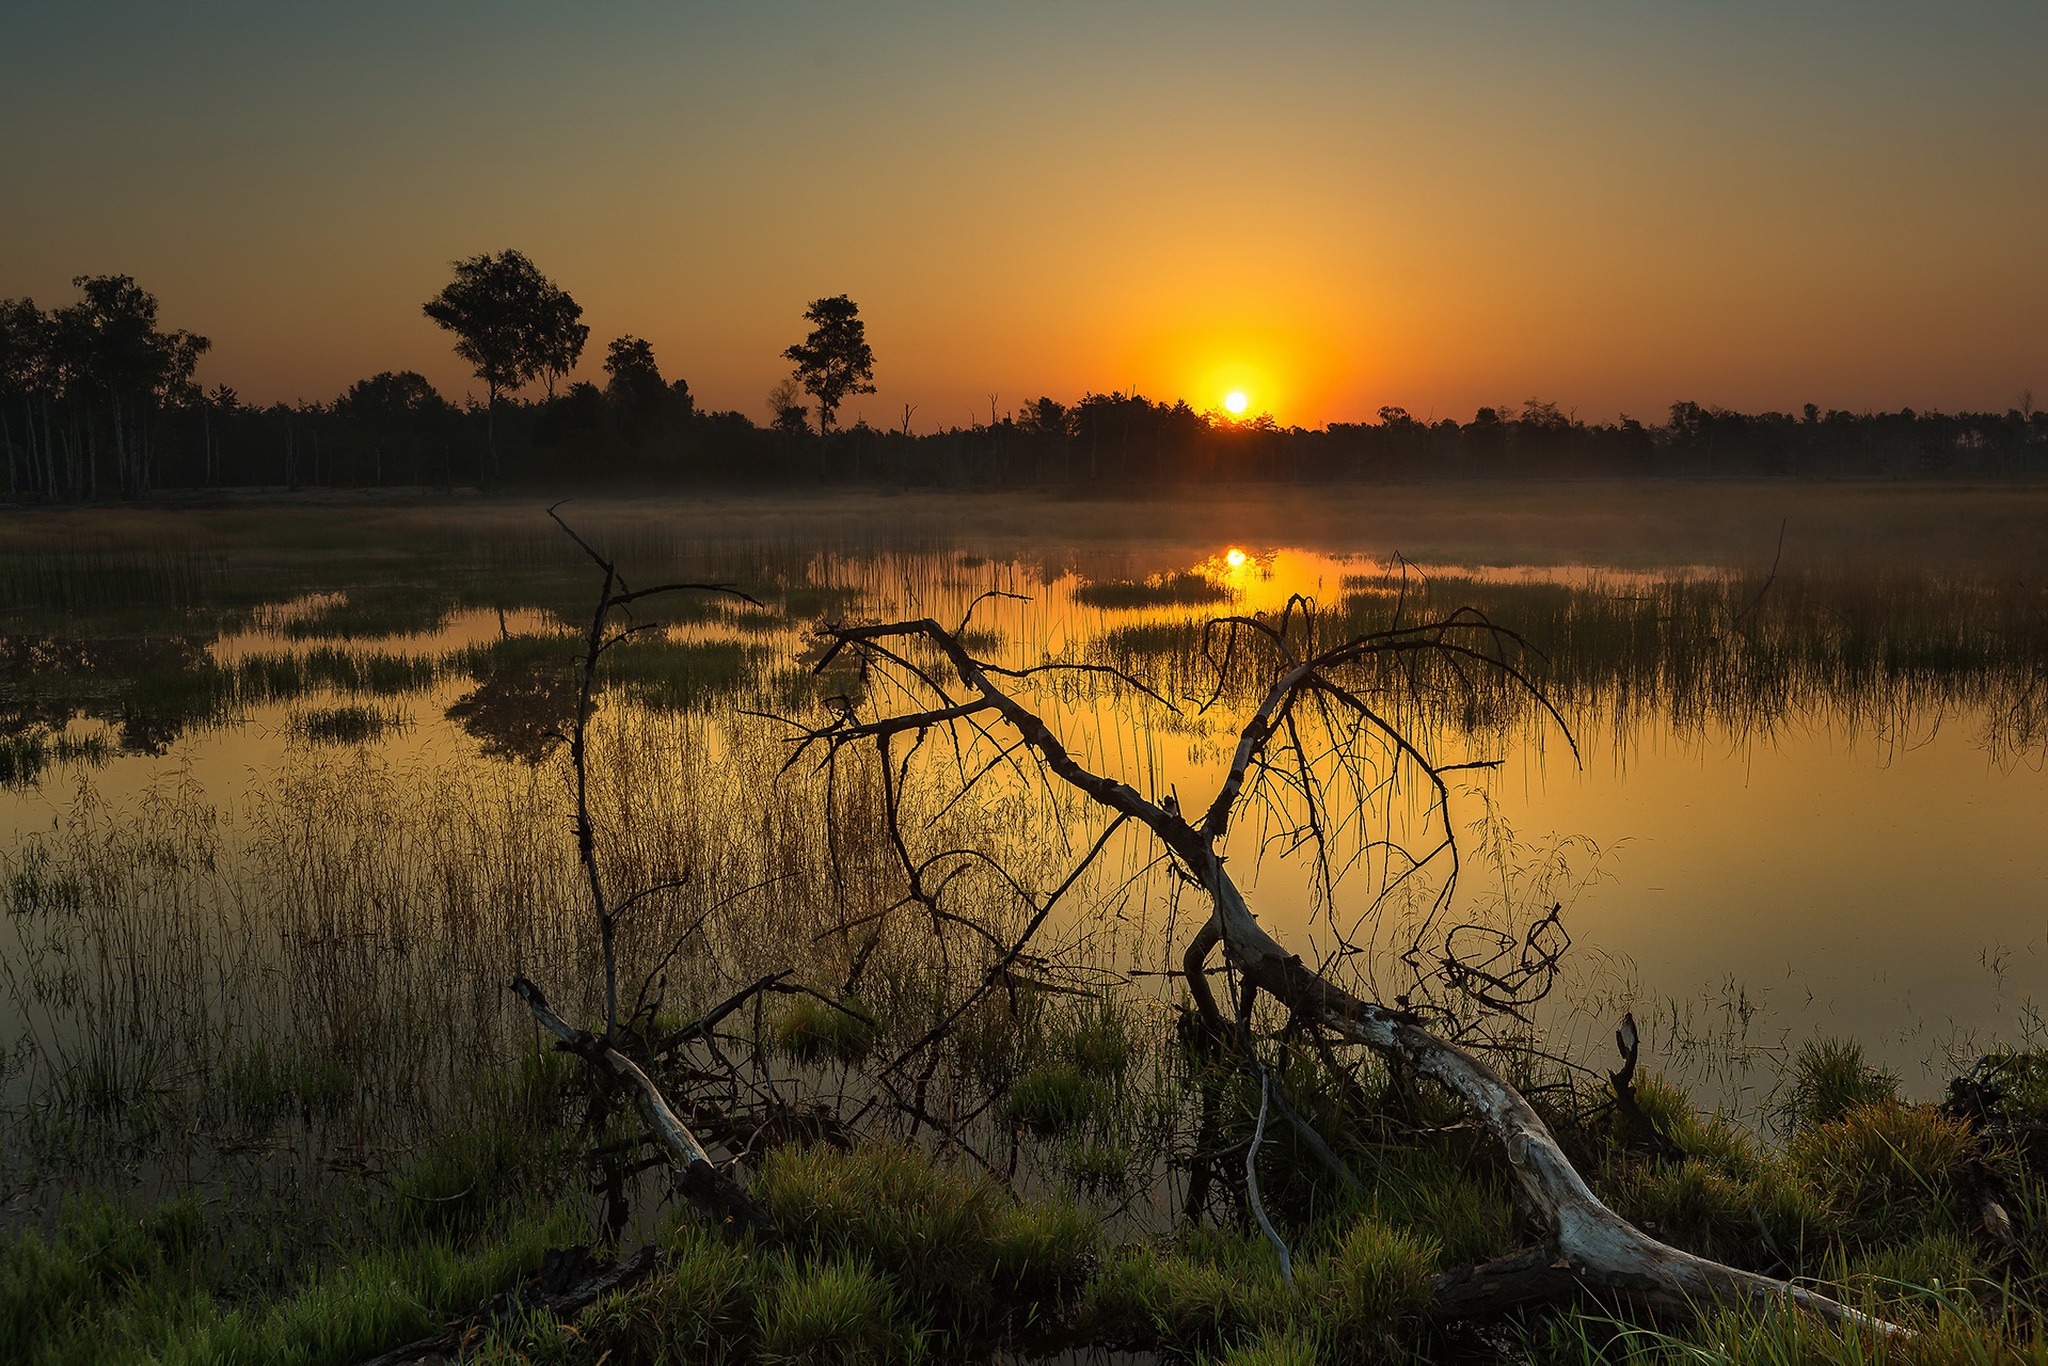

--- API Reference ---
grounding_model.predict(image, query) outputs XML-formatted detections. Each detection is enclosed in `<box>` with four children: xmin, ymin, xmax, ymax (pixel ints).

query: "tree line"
<box><xmin>5</xmin><ymin>257</ymin><xmax>2045</xmax><ymax>501</ymax></box>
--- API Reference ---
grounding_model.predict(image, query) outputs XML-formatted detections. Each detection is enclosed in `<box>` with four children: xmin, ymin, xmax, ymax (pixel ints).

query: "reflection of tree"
<box><xmin>445</xmin><ymin>665</ymin><xmax>579</xmax><ymax>765</ymax></box>
<box><xmin>0</xmin><ymin>634</ymin><xmax>216</xmax><ymax>756</ymax></box>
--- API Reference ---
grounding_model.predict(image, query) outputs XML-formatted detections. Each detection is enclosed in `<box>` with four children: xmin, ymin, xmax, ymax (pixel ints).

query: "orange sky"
<box><xmin>6</xmin><ymin>2</ymin><xmax>2044</xmax><ymax>428</ymax></box>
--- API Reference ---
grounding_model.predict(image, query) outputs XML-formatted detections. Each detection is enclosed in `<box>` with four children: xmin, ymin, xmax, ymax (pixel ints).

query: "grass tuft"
<box><xmin>754</xmin><ymin>1254</ymin><xmax>916</xmax><ymax>1365</ymax></box>
<box><xmin>289</xmin><ymin>704</ymin><xmax>407</xmax><ymax>745</ymax></box>
<box><xmin>1790</xmin><ymin>1037</ymin><xmax>1902</xmax><ymax>1129</ymax></box>
<box><xmin>1005</xmin><ymin>1063</ymin><xmax>1111</xmax><ymax>1134</ymax></box>
<box><xmin>773</xmin><ymin>997</ymin><xmax>881</xmax><ymax>1064</ymax></box>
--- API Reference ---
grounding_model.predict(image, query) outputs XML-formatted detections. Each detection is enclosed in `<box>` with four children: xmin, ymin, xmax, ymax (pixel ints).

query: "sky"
<box><xmin>4</xmin><ymin>1</ymin><xmax>2044</xmax><ymax>429</ymax></box>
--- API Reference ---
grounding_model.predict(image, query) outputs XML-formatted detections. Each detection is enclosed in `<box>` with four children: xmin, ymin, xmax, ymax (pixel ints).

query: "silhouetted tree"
<box><xmin>602</xmin><ymin>335</ymin><xmax>668</xmax><ymax>424</ymax></box>
<box><xmin>422</xmin><ymin>250</ymin><xmax>587</xmax><ymax>478</ymax></box>
<box><xmin>336</xmin><ymin>371</ymin><xmax>449</xmax><ymax>486</ymax></box>
<box><xmin>782</xmin><ymin>295</ymin><xmax>875</xmax><ymax>450</ymax></box>
<box><xmin>5</xmin><ymin>277</ymin><xmax>210</xmax><ymax>499</ymax></box>
<box><xmin>0</xmin><ymin>297</ymin><xmax>49</xmax><ymax>499</ymax></box>
<box><xmin>767</xmin><ymin>377</ymin><xmax>811</xmax><ymax>438</ymax></box>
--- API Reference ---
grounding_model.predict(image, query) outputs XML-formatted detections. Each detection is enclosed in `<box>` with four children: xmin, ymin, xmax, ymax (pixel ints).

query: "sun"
<box><xmin>1224</xmin><ymin>548</ymin><xmax>1247</xmax><ymax>568</ymax></box>
<box><xmin>1223</xmin><ymin>391</ymin><xmax>1249</xmax><ymax>416</ymax></box>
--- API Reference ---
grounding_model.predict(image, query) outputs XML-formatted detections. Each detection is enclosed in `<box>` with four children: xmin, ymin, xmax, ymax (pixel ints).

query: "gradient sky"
<box><xmin>5</xmin><ymin>1</ymin><xmax>2044</xmax><ymax>428</ymax></box>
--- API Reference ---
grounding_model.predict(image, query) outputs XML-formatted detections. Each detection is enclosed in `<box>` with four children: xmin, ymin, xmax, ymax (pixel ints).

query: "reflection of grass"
<box><xmin>289</xmin><ymin>705</ymin><xmax>408</xmax><ymax>745</ymax></box>
<box><xmin>1088</xmin><ymin>567</ymin><xmax>2048</xmax><ymax>751</ymax></box>
<box><xmin>280</xmin><ymin>586</ymin><xmax>454</xmax><ymax>640</ymax></box>
<box><xmin>603</xmin><ymin>636</ymin><xmax>762</xmax><ymax>711</ymax></box>
<box><xmin>1073</xmin><ymin>571</ymin><xmax>1229</xmax><ymax>609</ymax></box>
<box><xmin>237</xmin><ymin>649</ymin><xmax>440</xmax><ymax>700</ymax></box>
<box><xmin>0</xmin><ymin>733</ymin><xmax>111</xmax><ymax>790</ymax></box>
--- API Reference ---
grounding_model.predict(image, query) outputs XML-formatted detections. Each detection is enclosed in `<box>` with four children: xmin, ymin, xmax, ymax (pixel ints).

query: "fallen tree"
<box><xmin>783</xmin><ymin>594</ymin><xmax>1906</xmax><ymax>1335</ymax></box>
<box><xmin>505</xmin><ymin>508</ymin><xmax>775</xmax><ymax>1234</ymax></box>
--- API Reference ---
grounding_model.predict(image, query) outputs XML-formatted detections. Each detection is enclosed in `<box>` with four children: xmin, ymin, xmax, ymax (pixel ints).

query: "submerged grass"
<box><xmin>774</xmin><ymin>996</ymin><xmax>881</xmax><ymax>1064</ymax></box>
<box><xmin>288</xmin><ymin>704</ymin><xmax>408</xmax><ymax>744</ymax></box>
<box><xmin>1073</xmin><ymin>571</ymin><xmax>1232</xmax><ymax>610</ymax></box>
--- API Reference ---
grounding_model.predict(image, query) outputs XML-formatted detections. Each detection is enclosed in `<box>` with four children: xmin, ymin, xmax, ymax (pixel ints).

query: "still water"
<box><xmin>3</xmin><ymin>487</ymin><xmax>2044</xmax><ymax>1103</ymax></box>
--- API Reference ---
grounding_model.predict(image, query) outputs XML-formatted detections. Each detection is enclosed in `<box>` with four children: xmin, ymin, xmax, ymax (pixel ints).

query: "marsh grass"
<box><xmin>288</xmin><ymin>704</ymin><xmax>408</xmax><ymax>745</ymax></box>
<box><xmin>602</xmin><ymin>636</ymin><xmax>762</xmax><ymax>712</ymax></box>
<box><xmin>0</xmin><ymin>1192</ymin><xmax>583</xmax><ymax>1366</ymax></box>
<box><xmin>1006</xmin><ymin>1062</ymin><xmax>1113</xmax><ymax>1133</ymax></box>
<box><xmin>1079</xmin><ymin>1217</ymin><xmax>1437</xmax><ymax>1361</ymax></box>
<box><xmin>1789</xmin><ymin>1038</ymin><xmax>1905</xmax><ymax>1129</ymax></box>
<box><xmin>773</xmin><ymin>996</ymin><xmax>881</xmax><ymax>1064</ymax></box>
<box><xmin>277</xmin><ymin>585</ymin><xmax>455</xmax><ymax>640</ymax></box>
<box><xmin>1090</xmin><ymin>566</ymin><xmax>2048</xmax><ymax>755</ymax></box>
<box><xmin>235</xmin><ymin>647</ymin><xmax>441</xmax><ymax>700</ymax></box>
<box><xmin>1073</xmin><ymin>571</ymin><xmax>1232</xmax><ymax>610</ymax></box>
<box><xmin>0</xmin><ymin>732</ymin><xmax>110</xmax><ymax>789</ymax></box>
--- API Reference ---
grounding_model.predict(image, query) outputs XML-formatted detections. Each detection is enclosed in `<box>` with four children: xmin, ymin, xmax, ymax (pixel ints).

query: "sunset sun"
<box><xmin>1223</xmin><ymin>391</ymin><xmax>1249</xmax><ymax>415</ymax></box>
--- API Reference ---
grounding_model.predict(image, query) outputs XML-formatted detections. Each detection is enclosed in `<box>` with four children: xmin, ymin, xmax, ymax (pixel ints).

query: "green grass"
<box><xmin>1789</xmin><ymin>1036</ymin><xmax>1903</xmax><ymax>1129</ymax></box>
<box><xmin>1005</xmin><ymin>1062</ymin><xmax>1112</xmax><ymax>1134</ymax></box>
<box><xmin>753</xmin><ymin>1142</ymin><xmax>1096</xmax><ymax>1349</ymax></box>
<box><xmin>0</xmin><ymin>1191</ymin><xmax>580</xmax><ymax>1366</ymax></box>
<box><xmin>1788</xmin><ymin>1101</ymin><xmax>1976</xmax><ymax>1241</ymax></box>
<box><xmin>773</xmin><ymin>996</ymin><xmax>881</xmax><ymax>1064</ymax></box>
<box><xmin>755</xmin><ymin>1255</ymin><xmax>918</xmax><ymax>1365</ymax></box>
<box><xmin>555</xmin><ymin>1223</ymin><xmax>762</xmax><ymax>1365</ymax></box>
<box><xmin>1081</xmin><ymin>1217</ymin><xmax>1435</xmax><ymax>1362</ymax></box>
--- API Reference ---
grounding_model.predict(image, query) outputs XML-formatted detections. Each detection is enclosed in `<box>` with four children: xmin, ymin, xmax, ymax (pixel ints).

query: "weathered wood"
<box><xmin>511</xmin><ymin>973</ymin><xmax>775</xmax><ymax>1239</ymax></box>
<box><xmin>801</xmin><ymin>614</ymin><xmax>1909</xmax><ymax>1336</ymax></box>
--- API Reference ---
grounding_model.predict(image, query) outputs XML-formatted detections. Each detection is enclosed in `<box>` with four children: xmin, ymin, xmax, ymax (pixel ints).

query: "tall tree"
<box><xmin>422</xmin><ymin>250</ymin><xmax>586</xmax><ymax>478</ymax></box>
<box><xmin>782</xmin><ymin>295</ymin><xmax>875</xmax><ymax>446</ymax></box>
<box><xmin>602</xmin><ymin>336</ymin><xmax>666</xmax><ymax>413</ymax></box>
<box><xmin>43</xmin><ymin>277</ymin><xmax>209</xmax><ymax>498</ymax></box>
<box><xmin>0</xmin><ymin>297</ymin><xmax>47</xmax><ymax>499</ymax></box>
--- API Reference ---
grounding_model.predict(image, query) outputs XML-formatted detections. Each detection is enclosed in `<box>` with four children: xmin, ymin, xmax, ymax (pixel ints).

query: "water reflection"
<box><xmin>2</xmin><ymin>506</ymin><xmax>2044</xmax><ymax>1100</ymax></box>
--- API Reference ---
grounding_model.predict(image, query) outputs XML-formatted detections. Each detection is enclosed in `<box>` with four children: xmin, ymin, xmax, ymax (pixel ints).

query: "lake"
<box><xmin>3</xmin><ymin>482</ymin><xmax>2045</xmax><ymax>1159</ymax></box>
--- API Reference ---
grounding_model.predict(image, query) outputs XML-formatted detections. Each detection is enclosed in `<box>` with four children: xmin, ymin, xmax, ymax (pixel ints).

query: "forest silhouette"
<box><xmin>4</xmin><ymin>263</ymin><xmax>2045</xmax><ymax>501</ymax></box>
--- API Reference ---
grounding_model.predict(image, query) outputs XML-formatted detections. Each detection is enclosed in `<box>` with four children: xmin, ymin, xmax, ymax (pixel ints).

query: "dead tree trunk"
<box><xmin>793</xmin><ymin>603</ymin><xmax>1905</xmax><ymax>1335</ymax></box>
<box><xmin>508</xmin><ymin>508</ymin><xmax>771</xmax><ymax>1233</ymax></box>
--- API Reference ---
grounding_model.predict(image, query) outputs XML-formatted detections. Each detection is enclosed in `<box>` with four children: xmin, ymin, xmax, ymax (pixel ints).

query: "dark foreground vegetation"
<box><xmin>6</xmin><ymin>1023</ymin><xmax>2046</xmax><ymax>1364</ymax></box>
<box><xmin>6</xmin><ymin>268</ymin><xmax>2047</xmax><ymax>502</ymax></box>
